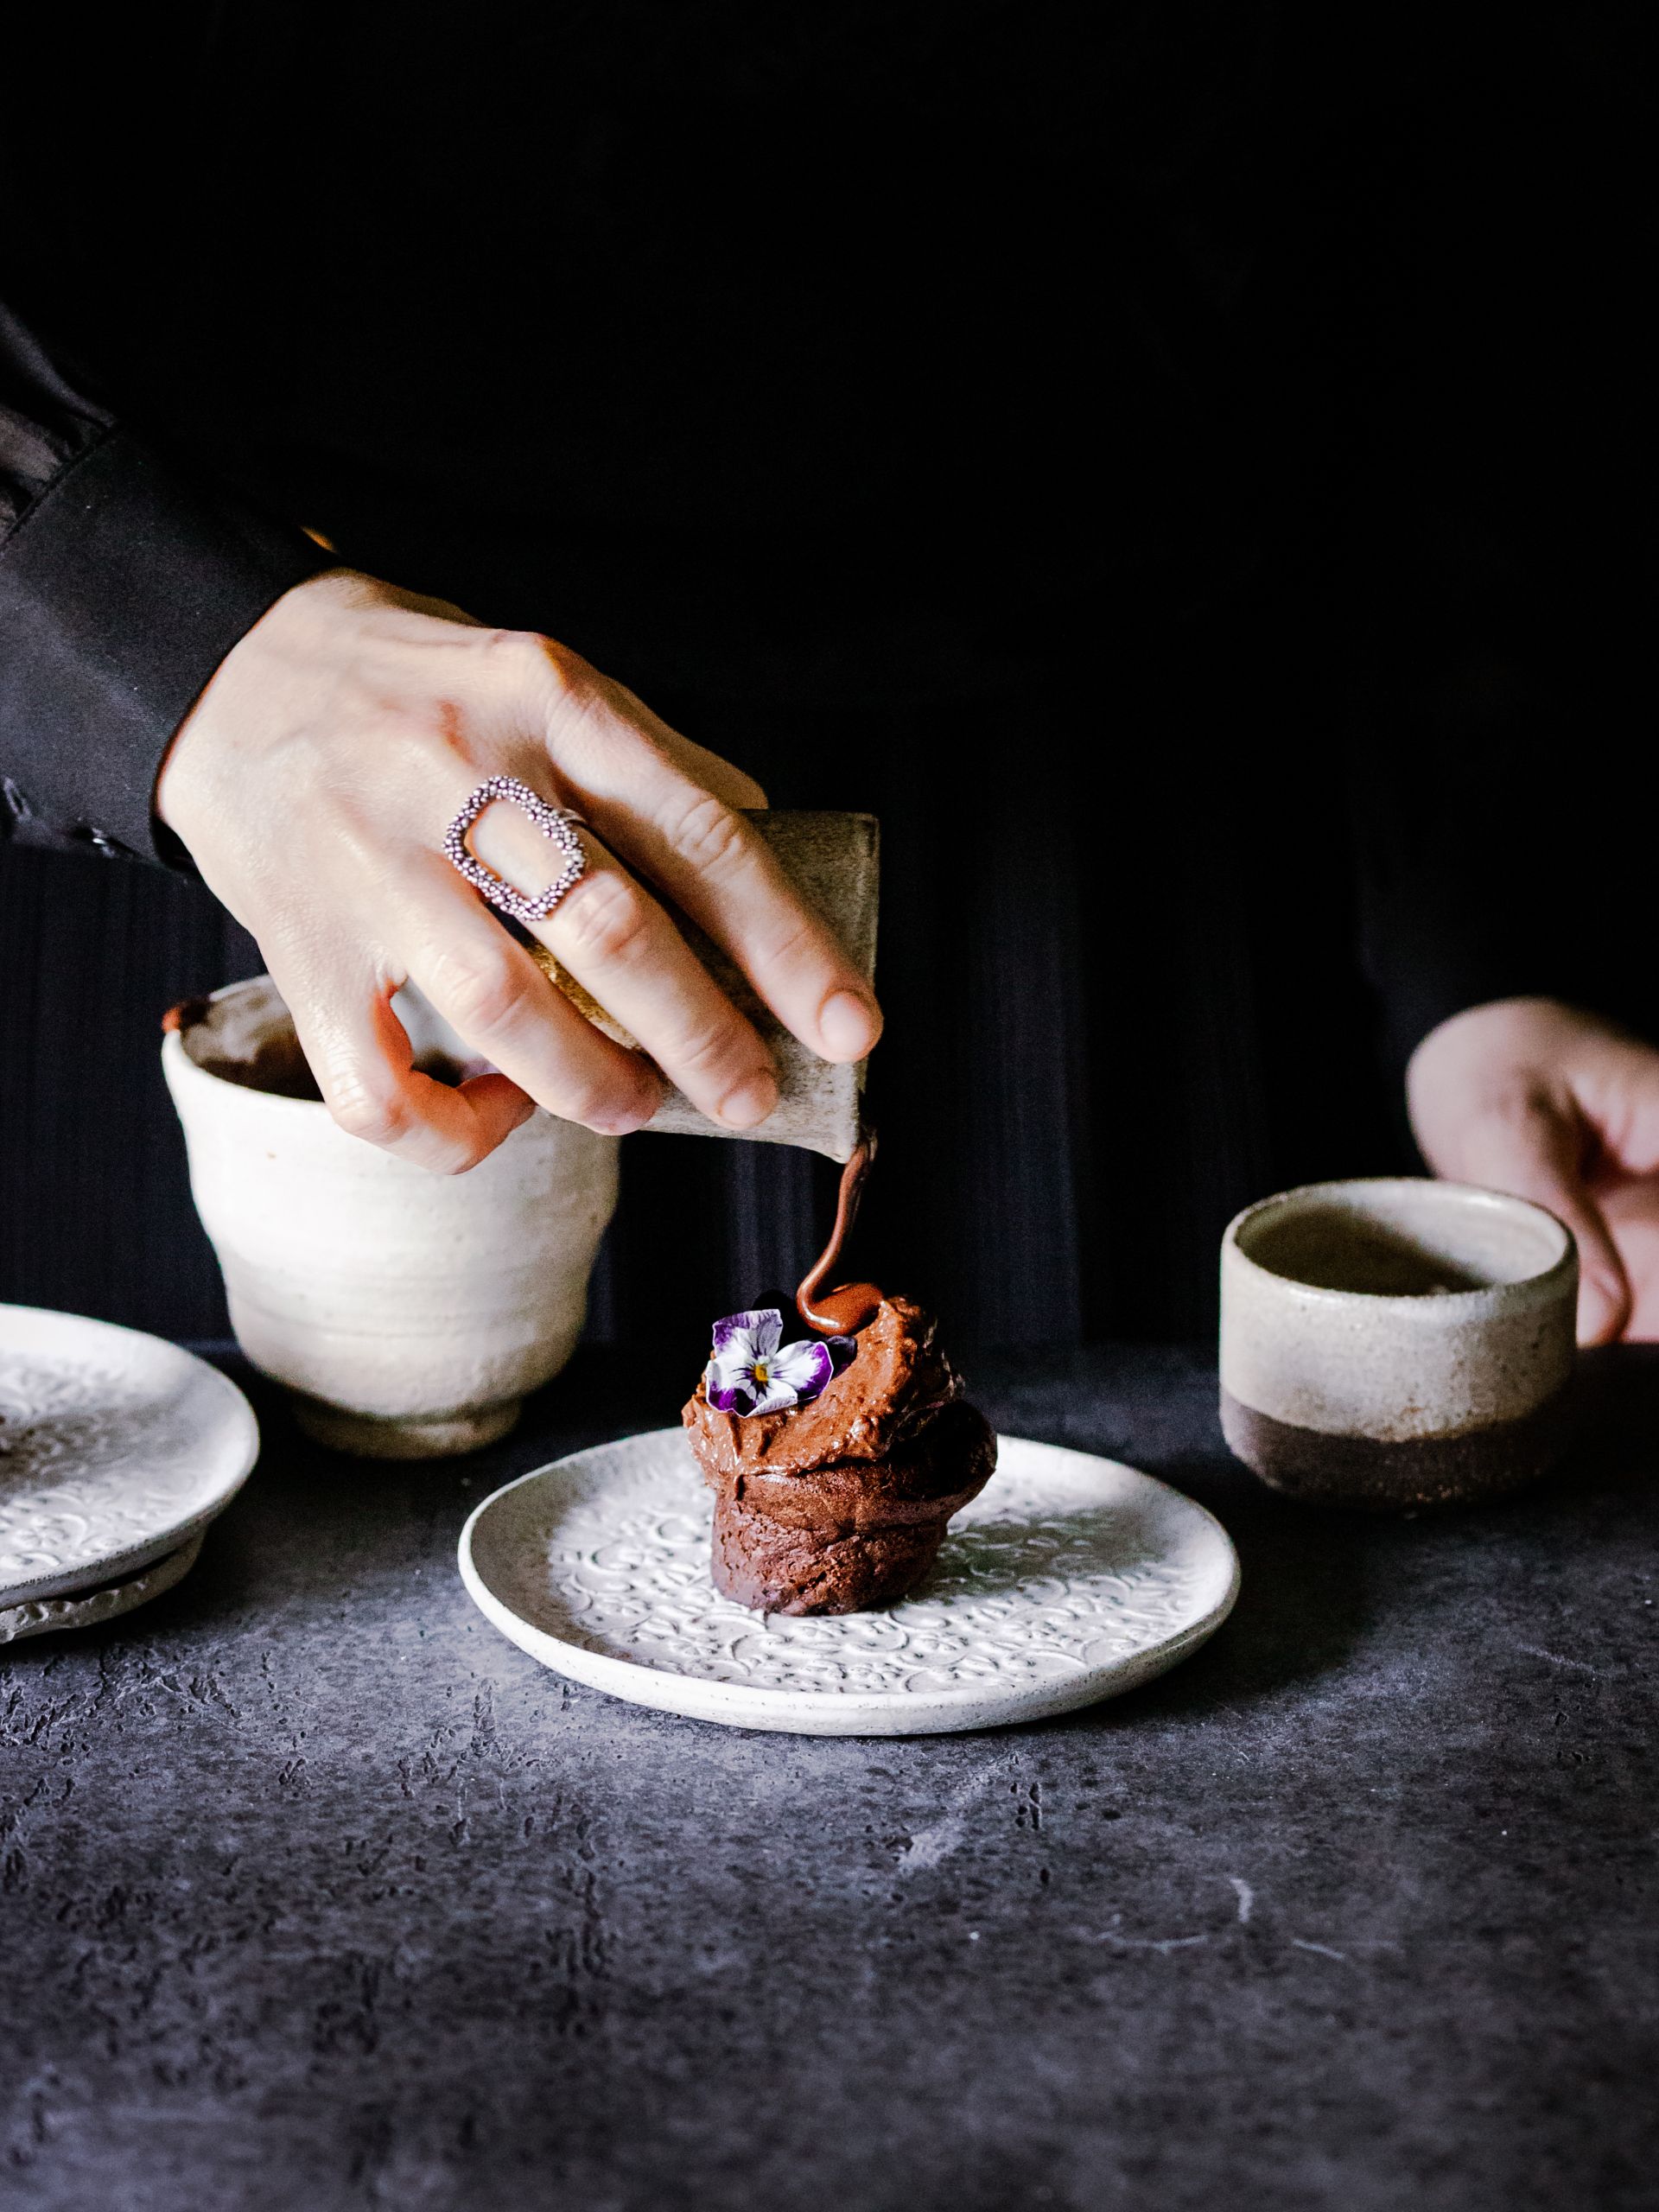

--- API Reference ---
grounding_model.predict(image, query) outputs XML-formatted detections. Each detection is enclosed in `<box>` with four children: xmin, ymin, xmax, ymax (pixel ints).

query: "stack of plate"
<box><xmin>0</xmin><ymin>1306</ymin><xmax>258</xmax><ymax>1646</ymax></box>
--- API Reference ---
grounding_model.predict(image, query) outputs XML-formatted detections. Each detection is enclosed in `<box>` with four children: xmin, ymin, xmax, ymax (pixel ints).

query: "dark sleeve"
<box><xmin>0</xmin><ymin>295</ymin><xmax>328</xmax><ymax>865</ymax></box>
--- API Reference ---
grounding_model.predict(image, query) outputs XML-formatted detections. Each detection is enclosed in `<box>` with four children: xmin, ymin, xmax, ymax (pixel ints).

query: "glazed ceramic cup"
<box><xmin>1220</xmin><ymin>1178</ymin><xmax>1577</xmax><ymax>1510</ymax></box>
<box><xmin>162</xmin><ymin>977</ymin><xmax>619</xmax><ymax>1459</ymax></box>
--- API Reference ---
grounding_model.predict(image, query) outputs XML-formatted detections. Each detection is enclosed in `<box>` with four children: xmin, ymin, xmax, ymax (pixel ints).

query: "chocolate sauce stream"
<box><xmin>796</xmin><ymin>1129</ymin><xmax>883</xmax><ymax>1335</ymax></box>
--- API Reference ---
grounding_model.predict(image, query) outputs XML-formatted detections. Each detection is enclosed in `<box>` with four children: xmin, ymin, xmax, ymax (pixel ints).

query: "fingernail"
<box><xmin>819</xmin><ymin>988</ymin><xmax>879</xmax><ymax>1060</ymax></box>
<box><xmin>717</xmin><ymin>1070</ymin><xmax>779</xmax><ymax>1128</ymax></box>
<box><xmin>591</xmin><ymin>1081</ymin><xmax>662</xmax><ymax>1137</ymax></box>
<box><xmin>601</xmin><ymin>1090</ymin><xmax>658</xmax><ymax>1133</ymax></box>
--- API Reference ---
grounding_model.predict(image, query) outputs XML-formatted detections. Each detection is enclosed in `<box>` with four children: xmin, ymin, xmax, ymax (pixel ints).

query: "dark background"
<box><xmin>2</xmin><ymin>6</ymin><xmax>1655</xmax><ymax>1357</ymax></box>
<box><xmin>0</xmin><ymin>551</ymin><xmax>1414</xmax><ymax>1354</ymax></box>
<box><xmin>0</xmin><ymin>620</ymin><xmax>1410</xmax><ymax>1357</ymax></box>
<box><xmin>0</xmin><ymin>550</ymin><xmax>1644</xmax><ymax>1356</ymax></box>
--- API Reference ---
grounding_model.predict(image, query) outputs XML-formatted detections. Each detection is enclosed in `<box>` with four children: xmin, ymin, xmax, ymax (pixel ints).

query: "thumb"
<box><xmin>1456</xmin><ymin>1094</ymin><xmax>1630</xmax><ymax>1345</ymax></box>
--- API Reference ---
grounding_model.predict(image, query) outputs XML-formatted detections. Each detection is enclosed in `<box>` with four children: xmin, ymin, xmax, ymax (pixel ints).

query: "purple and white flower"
<box><xmin>706</xmin><ymin>1308</ymin><xmax>855</xmax><ymax>1417</ymax></box>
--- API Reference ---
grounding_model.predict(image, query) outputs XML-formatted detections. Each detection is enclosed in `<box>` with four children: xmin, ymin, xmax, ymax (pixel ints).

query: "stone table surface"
<box><xmin>3</xmin><ymin>1342</ymin><xmax>1657</xmax><ymax>2212</ymax></box>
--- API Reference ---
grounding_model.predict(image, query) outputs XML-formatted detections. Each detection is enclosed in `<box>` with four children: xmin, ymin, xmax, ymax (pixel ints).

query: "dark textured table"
<box><xmin>3</xmin><ymin>1344</ymin><xmax>1656</xmax><ymax>2212</ymax></box>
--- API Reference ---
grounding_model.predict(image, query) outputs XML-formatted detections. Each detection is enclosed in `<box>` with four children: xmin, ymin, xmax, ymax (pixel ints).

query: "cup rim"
<box><xmin>1222</xmin><ymin>1175</ymin><xmax>1576</xmax><ymax>1308</ymax></box>
<box><xmin>162</xmin><ymin>980</ymin><xmax>329</xmax><ymax>1114</ymax></box>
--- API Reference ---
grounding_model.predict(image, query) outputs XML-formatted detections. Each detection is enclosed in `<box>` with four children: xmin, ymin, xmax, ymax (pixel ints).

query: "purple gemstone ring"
<box><xmin>442</xmin><ymin>775</ymin><xmax>589</xmax><ymax>925</ymax></box>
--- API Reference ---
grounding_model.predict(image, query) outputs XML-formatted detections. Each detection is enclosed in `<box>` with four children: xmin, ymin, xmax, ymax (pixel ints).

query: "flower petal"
<box><xmin>708</xmin><ymin>1353</ymin><xmax>753</xmax><ymax>1395</ymax></box>
<box><xmin>711</xmin><ymin>1307</ymin><xmax>782</xmax><ymax>1362</ymax></box>
<box><xmin>824</xmin><ymin>1335</ymin><xmax>858</xmax><ymax>1376</ymax></box>
<box><xmin>745</xmin><ymin>1376</ymin><xmax>801</xmax><ymax>1416</ymax></box>
<box><xmin>708</xmin><ymin>1372</ymin><xmax>758</xmax><ymax>1415</ymax></box>
<box><xmin>767</xmin><ymin>1338</ymin><xmax>835</xmax><ymax>1401</ymax></box>
<box><xmin>753</xmin><ymin>1311</ymin><xmax>784</xmax><ymax>1358</ymax></box>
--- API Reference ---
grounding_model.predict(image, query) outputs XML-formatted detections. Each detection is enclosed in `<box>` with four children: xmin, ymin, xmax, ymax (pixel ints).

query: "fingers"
<box><xmin>467</xmin><ymin>798</ymin><xmax>779</xmax><ymax>1128</ymax></box>
<box><xmin>275</xmin><ymin>860</ymin><xmax>666</xmax><ymax>1168</ymax></box>
<box><xmin>531</xmin><ymin>677</ymin><xmax>880</xmax><ymax>1062</ymax></box>
<box><xmin>165</xmin><ymin>582</ymin><xmax>871</xmax><ymax>1174</ymax></box>
<box><xmin>1454</xmin><ymin>1090</ymin><xmax>1632</xmax><ymax>1345</ymax></box>
<box><xmin>272</xmin><ymin>950</ymin><xmax>540</xmax><ymax>1174</ymax></box>
<box><xmin>604</xmin><ymin>764</ymin><xmax>879</xmax><ymax>1061</ymax></box>
<box><xmin>1572</xmin><ymin>1028</ymin><xmax>1659</xmax><ymax>1179</ymax></box>
<box><xmin>620</xmin><ymin>698</ymin><xmax>770</xmax><ymax>810</ymax></box>
<box><xmin>390</xmin><ymin>857</ymin><xmax>665</xmax><ymax>1135</ymax></box>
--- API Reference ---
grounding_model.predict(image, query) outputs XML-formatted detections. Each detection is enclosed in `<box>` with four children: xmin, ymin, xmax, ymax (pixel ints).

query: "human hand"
<box><xmin>156</xmin><ymin>570</ymin><xmax>880</xmax><ymax>1171</ymax></box>
<box><xmin>1408</xmin><ymin>997</ymin><xmax>1659</xmax><ymax>1344</ymax></box>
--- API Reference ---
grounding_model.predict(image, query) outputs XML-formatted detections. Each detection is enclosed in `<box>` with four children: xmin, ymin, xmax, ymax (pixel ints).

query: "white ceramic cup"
<box><xmin>1220</xmin><ymin>1177</ymin><xmax>1577</xmax><ymax>1509</ymax></box>
<box><xmin>162</xmin><ymin>976</ymin><xmax>619</xmax><ymax>1458</ymax></box>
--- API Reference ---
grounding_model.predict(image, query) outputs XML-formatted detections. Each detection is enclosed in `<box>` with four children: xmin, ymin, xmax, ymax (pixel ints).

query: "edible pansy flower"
<box><xmin>706</xmin><ymin>1308</ymin><xmax>856</xmax><ymax>1417</ymax></box>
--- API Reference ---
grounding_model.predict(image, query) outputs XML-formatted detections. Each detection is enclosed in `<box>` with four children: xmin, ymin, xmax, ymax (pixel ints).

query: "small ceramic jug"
<box><xmin>163</xmin><ymin>977</ymin><xmax>618</xmax><ymax>1458</ymax></box>
<box><xmin>531</xmin><ymin>809</ymin><xmax>878</xmax><ymax>1161</ymax></box>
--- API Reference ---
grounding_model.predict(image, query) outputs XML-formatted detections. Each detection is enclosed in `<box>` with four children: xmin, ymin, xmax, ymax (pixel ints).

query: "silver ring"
<box><xmin>442</xmin><ymin>776</ymin><xmax>589</xmax><ymax>924</ymax></box>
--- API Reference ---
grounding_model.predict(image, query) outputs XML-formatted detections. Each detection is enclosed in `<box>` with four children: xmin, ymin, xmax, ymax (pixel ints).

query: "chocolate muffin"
<box><xmin>683</xmin><ymin>1296</ymin><xmax>996</xmax><ymax>1615</ymax></box>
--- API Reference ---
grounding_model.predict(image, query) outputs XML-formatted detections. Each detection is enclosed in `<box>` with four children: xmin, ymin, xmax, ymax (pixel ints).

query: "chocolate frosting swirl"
<box><xmin>686</xmin><ymin>1295</ymin><xmax>963</xmax><ymax>1481</ymax></box>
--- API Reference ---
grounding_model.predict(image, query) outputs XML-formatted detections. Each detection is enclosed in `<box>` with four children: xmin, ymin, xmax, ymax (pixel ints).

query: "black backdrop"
<box><xmin>0</xmin><ymin>590</ymin><xmax>1412</xmax><ymax>1358</ymax></box>
<box><xmin>3</xmin><ymin>10</ymin><xmax>1653</xmax><ymax>1357</ymax></box>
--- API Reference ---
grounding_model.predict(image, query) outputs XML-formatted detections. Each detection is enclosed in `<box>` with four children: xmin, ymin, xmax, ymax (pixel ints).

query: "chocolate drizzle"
<box><xmin>796</xmin><ymin>1130</ymin><xmax>883</xmax><ymax>1335</ymax></box>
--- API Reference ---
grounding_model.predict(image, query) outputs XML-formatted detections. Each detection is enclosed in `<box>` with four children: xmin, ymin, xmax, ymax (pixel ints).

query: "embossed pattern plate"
<box><xmin>0</xmin><ymin>1531</ymin><xmax>206</xmax><ymax>1646</ymax></box>
<box><xmin>459</xmin><ymin>1430</ymin><xmax>1240</xmax><ymax>1736</ymax></box>
<box><xmin>0</xmin><ymin>1306</ymin><xmax>259</xmax><ymax>1607</ymax></box>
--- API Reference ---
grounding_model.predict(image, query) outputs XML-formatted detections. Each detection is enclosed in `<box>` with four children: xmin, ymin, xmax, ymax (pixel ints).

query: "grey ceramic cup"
<box><xmin>1220</xmin><ymin>1178</ymin><xmax>1577</xmax><ymax>1510</ymax></box>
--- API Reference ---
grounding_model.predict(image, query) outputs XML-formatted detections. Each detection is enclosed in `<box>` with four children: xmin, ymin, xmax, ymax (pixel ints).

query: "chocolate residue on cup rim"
<box><xmin>796</xmin><ymin>1130</ymin><xmax>882</xmax><ymax>1336</ymax></box>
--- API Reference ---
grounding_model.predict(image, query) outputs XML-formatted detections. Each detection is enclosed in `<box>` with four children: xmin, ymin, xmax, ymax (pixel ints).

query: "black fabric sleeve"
<box><xmin>0</xmin><ymin>296</ymin><xmax>328</xmax><ymax>865</ymax></box>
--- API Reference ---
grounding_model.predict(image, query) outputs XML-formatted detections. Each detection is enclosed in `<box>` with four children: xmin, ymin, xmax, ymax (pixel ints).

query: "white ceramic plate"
<box><xmin>0</xmin><ymin>1531</ymin><xmax>206</xmax><ymax>1646</ymax></box>
<box><xmin>0</xmin><ymin>1306</ymin><xmax>259</xmax><ymax>1607</ymax></box>
<box><xmin>459</xmin><ymin>1429</ymin><xmax>1240</xmax><ymax>1737</ymax></box>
